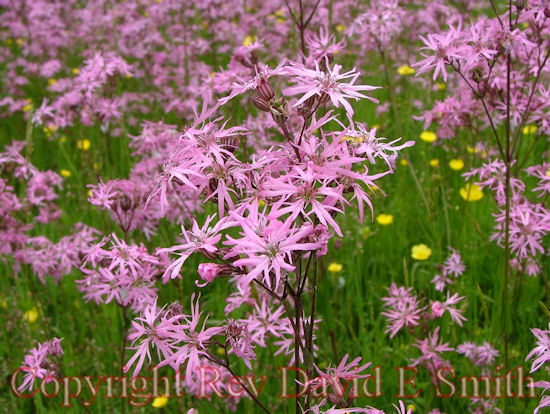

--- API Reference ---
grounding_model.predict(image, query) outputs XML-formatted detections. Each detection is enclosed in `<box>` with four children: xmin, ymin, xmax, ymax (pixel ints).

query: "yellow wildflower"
<box><xmin>459</xmin><ymin>183</ymin><xmax>483</xmax><ymax>201</ymax></box>
<box><xmin>327</xmin><ymin>263</ymin><xmax>343</xmax><ymax>273</ymax></box>
<box><xmin>376</xmin><ymin>214</ymin><xmax>394</xmax><ymax>225</ymax></box>
<box><xmin>397</xmin><ymin>65</ymin><xmax>415</xmax><ymax>76</ymax></box>
<box><xmin>436</xmin><ymin>82</ymin><xmax>446</xmax><ymax>90</ymax></box>
<box><xmin>24</xmin><ymin>307</ymin><xmax>38</xmax><ymax>323</ymax></box>
<box><xmin>43</xmin><ymin>124</ymin><xmax>57</xmax><ymax>137</ymax></box>
<box><xmin>77</xmin><ymin>139</ymin><xmax>91</xmax><ymax>151</ymax></box>
<box><xmin>522</xmin><ymin>124</ymin><xmax>537</xmax><ymax>135</ymax></box>
<box><xmin>449</xmin><ymin>159</ymin><xmax>464</xmax><ymax>171</ymax></box>
<box><xmin>336</xmin><ymin>24</ymin><xmax>345</xmax><ymax>33</ymax></box>
<box><xmin>151</xmin><ymin>396</ymin><xmax>168</xmax><ymax>408</ymax></box>
<box><xmin>243</xmin><ymin>35</ymin><xmax>256</xmax><ymax>47</ymax></box>
<box><xmin>72</xmin><ymin>68</ymin><xmax>80</xmax><ymax>75</ymax></box>
<box><xmin>60</xmin><ymin>169</ymin><xmax>71</xmax><ymax>178</ymax></box>
<box><xmin>419</xmin><ymin>131</ymin><xmax>437</xmax><ymax>143</ymax></box>
<box><xmin>411</xmin><ymin>244</ymin><xmax>432</xmax><ymax>260</ymax></box>
<box><xmin>429</xmin><ymin>159</ymin><xmax>440</xmax><ymax>167</ymax></box>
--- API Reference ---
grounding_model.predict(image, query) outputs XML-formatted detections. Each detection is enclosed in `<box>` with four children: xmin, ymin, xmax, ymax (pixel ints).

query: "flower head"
<box><xmin>420</xmin><ymin>131</ymin><xmax>437</xmax><ymax>142</ymax></box>
<box><xmin>459</xmin><ymin>183</ymin><xmax>483</xmax><ymax>201</ymax></box>
<box><xmin>411</xmin><ymin>244</ymin><xmax>432</xmax><ymax>260</ymax></box>
<box><xmin>376</xmin><ymin>214</ymin><xmax>394</xmax><ymax>225</ymax></box>
<box><xmin>449</xmin><ymin>159</ymin><xmax>465</xmax><ymax>171</ymax></box>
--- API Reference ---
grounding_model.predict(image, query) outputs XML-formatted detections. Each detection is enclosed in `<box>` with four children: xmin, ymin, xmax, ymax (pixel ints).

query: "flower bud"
<box><xmin>545</xmin><ymin>7</ymin><xmax>550</xmax><ymax>18</ymax></box>
<box><xmin>304</xmin><ymin>95</ymin><xmax>318</xmax><ymax>108</ymax></box>
<box><xmin>198</xmin><ymin>263</ymin><xmax>221</xmax><ymax>283</ymax></box>
<box><xmin>218</xmin><ymin>263</ymin><xmax>235</xmax><ymax>276</ymax></box>
<box><xmin>256</xmin><ymin>77</ymin><xmax>275</xmax><ymax>101</ymax></box>
<box><xmin>319</xmin><ymin>92</ymin><xmax>330</xmax><ymax>104</ymax></box>
<box><xmin>252</xmin><ymin>96</ymin><xmax>271</xmax><ymax>112</ymax></box>
<box><xmin>515</xmin><ymin>0</ymin><xmax>526</xmax><ymax>10</ymax></box>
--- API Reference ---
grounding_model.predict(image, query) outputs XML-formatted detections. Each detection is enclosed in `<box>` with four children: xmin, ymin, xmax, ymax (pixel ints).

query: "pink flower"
<box><xmin>313</xmin><ymin>354</ymin><xmax>372</xmax><ymax>399</ymax></box>
<box><xmin>224</xmin><ymin>204</ymin><xmax>321</xmax><ymax>290</ymax></box>
<box><xmin>18</xmin><ymin>338</ymin><xmax>64</xmax><ymax>392</ymax></box>
<box><xmin>160</xmin><ymin>215</ymin><xmax>227</xmax><ymax>282</ymax></box>
<box><xmin>414</xmin><ymin>21</ymin><xmax>465</xmax><ymax>82</ymax></box>
<box><xmin>164</xmin><ymin>294</ymin><xmax>226</xmax><ymax>385</ymax></box>
<box><xmin>527</xmin><ymin>325</ymin><xmax>550</xmax><ymax>373</ymax></box>
<box><xmin>124</xmin><ymin>300</ymin><xmax>183</xmax><ymax>377</ymax></box>
<box><xmin>283</xmin><ymin>58</ymin><xmax>380</xmax><ymax>116</ymax></box>
<box><xmin>430</xmin><ymin>301</ymin><xmax>445</xmax><ymax>318</ymax></box>
<box><xmin>381</xmin><ymin>283</ymin><xmax>425</xmax><ymax>338</ymax></box>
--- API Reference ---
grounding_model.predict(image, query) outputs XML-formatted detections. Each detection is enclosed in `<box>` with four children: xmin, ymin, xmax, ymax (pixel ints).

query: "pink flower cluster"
<box><xmin>17</xmin><ymin>338</ymin><xmax>64</xmax><ymax>392</ymax></box>
<box><xmin>0</xmin><ymin>142</ymin><xmax>98</xmax><ymax>282</ymax></box>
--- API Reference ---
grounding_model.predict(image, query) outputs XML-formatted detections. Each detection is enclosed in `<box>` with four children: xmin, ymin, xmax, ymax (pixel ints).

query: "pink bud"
<box><xmin>198</xmin><ymin>263</ymin><xmax>221</xmax><ymax>283</ymax></box>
